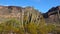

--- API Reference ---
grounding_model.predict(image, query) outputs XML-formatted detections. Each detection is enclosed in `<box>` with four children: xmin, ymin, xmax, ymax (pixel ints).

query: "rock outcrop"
<box><xmin>43</xmin><ymin>6</ymin><xmax>60</xmax><ymax>23</ymax></box>
<box><xmin>0</xmin><ymin>6</ymin><xmax>42</xmax><ymax>24</ymax></box>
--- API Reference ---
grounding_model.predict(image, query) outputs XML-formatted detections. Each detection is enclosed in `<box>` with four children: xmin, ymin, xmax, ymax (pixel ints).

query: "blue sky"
<box><xmin>0</xmin><ymin>0</ymin><xmax>60</xmax><ymax>13</ymax></box>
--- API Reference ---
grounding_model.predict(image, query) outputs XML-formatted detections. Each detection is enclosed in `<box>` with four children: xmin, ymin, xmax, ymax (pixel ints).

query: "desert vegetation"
<box><xmin>0</xmin><ymin>16</ymin><xmax>56</xmax><ymax>34</ymax></box>
<box><xmin>0</xmin><ymin>6</ymin><xmax>60</xmax><ymax>34</ymax></box>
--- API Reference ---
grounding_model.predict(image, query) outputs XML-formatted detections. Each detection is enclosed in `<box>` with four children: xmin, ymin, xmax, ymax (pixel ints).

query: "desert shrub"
<box><xmin>0</xmin><ymin>18</ymin><xmax>24</xmax><ymax>34</ymax></box>
<box><xmin>26</xmin><ymin>22</ymin><xmax>38</xmax><ymax>34</ymax></box>
<box><xmin>47</xmin><ymin>24</ymin><xmax>56</xmax><ymax>32</ymax></box>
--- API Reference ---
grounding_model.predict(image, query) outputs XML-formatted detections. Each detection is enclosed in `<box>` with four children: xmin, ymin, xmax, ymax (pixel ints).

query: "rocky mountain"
<box><xmin>43</xmin><ymin>6</ymin><xmax>60</xmax><ymax>23</ymax></box>
<box><xmin>0</xmin><ymin>6</ymin><xmax>43</xmax><ymax>24</ymax></box>
<box><xmin>0</xmin><ymin>5</ymin><xmax>60</xmax><ymax>34</ymax></box>
<box><xmin>0</xmin><ymin>6</ymin><xmax>22</xmax><ymax>18</ymax></box>
<box><xmin>0</xmin><ymin>5</ymin><xmax>60</xmax><ymax>24</ymax></box>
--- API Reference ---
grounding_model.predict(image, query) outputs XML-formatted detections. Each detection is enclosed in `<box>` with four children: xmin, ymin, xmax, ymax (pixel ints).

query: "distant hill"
<box><xmin>43</xmin><ymin>6</ymin><xmax>60</xmax><ymax>23</ymax></box>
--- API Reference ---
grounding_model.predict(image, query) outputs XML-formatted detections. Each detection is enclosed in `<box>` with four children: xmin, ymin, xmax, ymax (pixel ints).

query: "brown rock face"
<box><xmin>43</xmin><ymin>6</ymin><xmax>60</xmax><ymax>23</ymax></box>
<box><xmin>0</xmin><ymin>6</ymin><xmax>23</xmax><ymax>23</ymax></box>
<box><xmin>0</xmin><ymin>6</ymin><xmax>22</xmax><ymax>14</ymax></box>
<box><xmin>0</xmin><ymin>6</ymin><xmax>22</xmax><ymax>18</ymax></box>
<box><xmin>0</xmin><ymin>6</ymin><xmax>42</xmax><ymax>23</ymax></box>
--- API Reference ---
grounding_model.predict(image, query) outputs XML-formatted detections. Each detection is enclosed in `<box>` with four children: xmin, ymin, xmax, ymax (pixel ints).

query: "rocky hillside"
<box><xmin>0</xmin><ymin>5</ymin><xmax>60</xmax><ymax>24</ymax></box>
<box><xmin>0</xmin><ymin>6</ymin><xmax>22</xmax><ymax>18</ymax></box>
<box><xmin>0</xmin><ymin>6</ymin><xmax>43</xmax><ymax>23</ymax></box>
<box><xmin>43</xmin><ymin>6</ymin><xmax>60</xmax><ymax>23</ymax></box>
<box><xmin>0</xmin><ymin>6</ymin><xmax>60</xmax><ymax>34</ymax></box>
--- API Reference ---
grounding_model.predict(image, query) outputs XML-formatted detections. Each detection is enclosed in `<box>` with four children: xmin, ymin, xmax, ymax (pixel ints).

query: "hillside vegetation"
<box><xmin>0</xmin><ymin>6</ymin><xmax>60</xmax><ymax>34</ymax></box>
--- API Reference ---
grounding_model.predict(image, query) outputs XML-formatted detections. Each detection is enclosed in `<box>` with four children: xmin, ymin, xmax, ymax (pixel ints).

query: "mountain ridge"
<box><xmin>0</xmin><ymin>6</ymin><xmax>42</xmax><ymax>24</ymax></box>
<box><xmin>43</xmin><ymin>6</ymin><xmax>60</xmax><ymax>23</ymax></box>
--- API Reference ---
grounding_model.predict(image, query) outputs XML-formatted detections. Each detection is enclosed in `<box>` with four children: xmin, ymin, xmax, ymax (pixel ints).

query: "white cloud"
<box><xmin>3</xmin><ymin>5</ymin><xmax>9</xmax><ymax>6</ymax></box>
<box><xmin>0</xmin><ymin>4</ymin><xmax>9</xmax><ymax>6</ymax></box>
